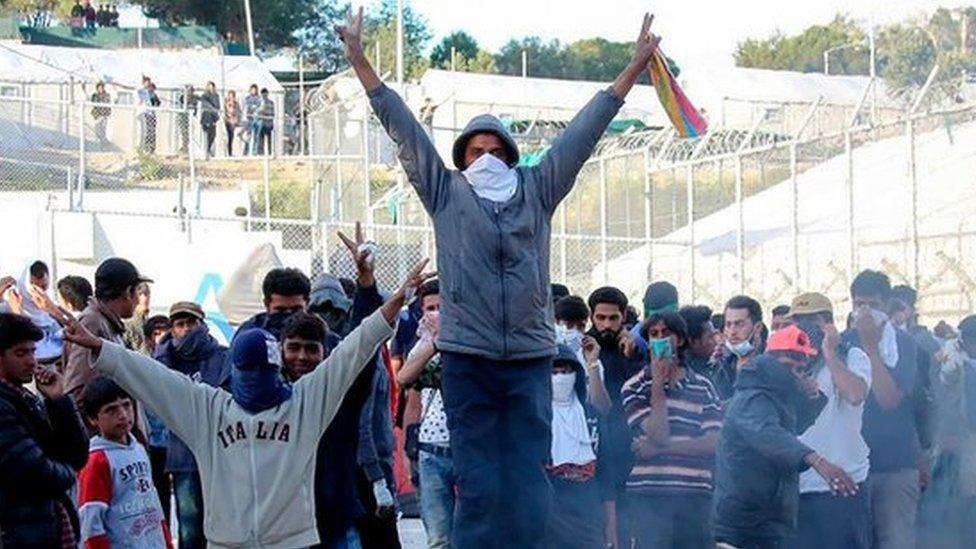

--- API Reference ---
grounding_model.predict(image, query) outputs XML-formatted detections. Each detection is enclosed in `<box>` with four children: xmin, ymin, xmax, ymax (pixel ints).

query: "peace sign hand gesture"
<box><xmin>338</xmin><ymin>221</ymin><xmax>378</xmax><ymax>288</ymax></box>
<box><xmin>335</xmin><ymin>6</ymin><xmax>366</xmax><ymax>61</ymax></box>
<box><xmin>631</xmin><ymin>13</ymin><xmax>662</xmax><ymax>69</ymax></box>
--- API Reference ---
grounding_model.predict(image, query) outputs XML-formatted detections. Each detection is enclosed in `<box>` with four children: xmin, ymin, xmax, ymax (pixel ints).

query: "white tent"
<box><xmin>0</xmin><ymin>43</ymin><xmax>283</xmax><ymax>92</ymax></box>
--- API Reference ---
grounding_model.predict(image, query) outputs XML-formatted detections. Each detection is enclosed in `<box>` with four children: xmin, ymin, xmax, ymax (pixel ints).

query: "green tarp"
<box><xmin>20</xmin><ymin>26</ymin><xmax>221</xmax><ymax>50</ymax></box>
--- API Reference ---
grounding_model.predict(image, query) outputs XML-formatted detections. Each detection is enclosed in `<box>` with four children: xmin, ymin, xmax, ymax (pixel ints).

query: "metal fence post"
<box><xmin>559</xmin><ymin>201</ymin><xmax>568</xmax><ymax>283</ymax></box>
<box><xmin>362</xmin><ymin>96</ymin><xmax>372</xmax><ymax>225</ymax></box>
<box><xmin>263</xmin><ymin>156</ymin><xmax>272</xmax><ymax>231</ymax></box>
<box><xmin>734</xmin><ymin>153</ymin><xmax>745</xmax><ymax>293</ymax></box>
<box><xmin>789</xmin><ymin>142</ymin><xmax>800</xmax><ymax>292</ymax></box>
<box><xmin>907</xmin><ymin>117</ymin><xmax>919</xmax><ymax>288</ymax></box>
<box><xmin>66</xmin><ymin>167</ymin><xmax>74</xmax><ymax>211</ymax></box>
<box><xmin>189</xmin><ymin>122</ymin><xmax>199</xmax><ymax>215</ymax></box>
<box><xmin>643</xmin><ymin>149</ymin><xmax>653</xmax><ymax>283</ymax></box>
<box><xmin>599</xmin><ymin>158</ymin><xmax>608</xmax><ymax>285</ymax></box>
<box><xmin>845</xmin><ymin>130</ymin><xmax>855</xmax><ymax>281</ymax></box>
<box><xmin>77</xmin><ymin>101</ymin><xmax>86</xmax><ymax>209</ymax></box>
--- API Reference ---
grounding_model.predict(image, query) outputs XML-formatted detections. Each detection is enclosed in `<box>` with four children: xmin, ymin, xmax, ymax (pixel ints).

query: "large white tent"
<box><xmin>0</xmin><ymin>43</ymin><xmax>282</xmax><ymax>92</ymax></box>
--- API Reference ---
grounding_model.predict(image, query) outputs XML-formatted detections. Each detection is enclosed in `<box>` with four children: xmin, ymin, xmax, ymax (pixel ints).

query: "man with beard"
<box><xmin>586</xmin><ymin>286</ymin><xmax>644</xmax><ymax>546</ymax></box>
<box><xmin>154</xmin><ymin>301</ymin><xmax>228</xmax><ymax>549</ymax></box>
<box><xmin>789</xmin><ymin>293</ymin><xmax>872</xmax><ymax>549</ymax></box>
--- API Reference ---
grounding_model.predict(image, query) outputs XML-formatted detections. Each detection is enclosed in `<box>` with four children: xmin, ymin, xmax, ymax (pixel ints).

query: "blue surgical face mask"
<box><xmin>725</xmin><ymin>339</ymin><xmax>753</xmax><ymax>358</ymax></box>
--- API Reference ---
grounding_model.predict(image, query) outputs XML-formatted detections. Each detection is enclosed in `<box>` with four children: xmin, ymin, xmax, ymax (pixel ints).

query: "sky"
<box><xmin>408</xmin><ymin>0</ymin><xmax>970</xmax><ymax>67</ymax></box>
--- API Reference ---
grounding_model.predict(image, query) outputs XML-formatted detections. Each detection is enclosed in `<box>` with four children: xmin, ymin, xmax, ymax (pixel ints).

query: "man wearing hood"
<box><xmin>339</xmin><ymin>10</ymin><xmax>660</xmax><ymax>545</ymax></box>
<box><xmin>62</xmin><ymin>259</ymin><xmax>431</xmax><ymax>548</ymax></box>
<box><xmin>154</xmin><ymin>301</ymin><xmax>228</xmax><ymax>549</ymax></box>
<box><xmin>712</xmin><ymin>326</ymin><xmax>857</xmax><ymax>549</ymax></box>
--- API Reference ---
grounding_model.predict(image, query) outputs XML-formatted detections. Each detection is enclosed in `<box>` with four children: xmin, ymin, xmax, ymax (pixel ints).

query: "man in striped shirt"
<box><xmin>623</xmin><ymin>310</ymin><xmax>723</xmax><ymax>549</ymax></box>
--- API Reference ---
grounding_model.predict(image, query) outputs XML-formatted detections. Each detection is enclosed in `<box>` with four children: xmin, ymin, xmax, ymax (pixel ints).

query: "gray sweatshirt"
<box><xmin>92</xmin><ymin>309</ymin><xmax>395</xmax><ymax>548</ymax></box>
<box><xmin>368</xmin><ymin>84</ymin><xmax>623</xmax><ymax>360</ymax></box>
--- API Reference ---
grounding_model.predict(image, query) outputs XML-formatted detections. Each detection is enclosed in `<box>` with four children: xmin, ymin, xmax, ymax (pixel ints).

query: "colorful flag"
<box><xmin>648</xmin><ymin>49</ymin><xmax>708</xmax><ymax>138</ymax></box>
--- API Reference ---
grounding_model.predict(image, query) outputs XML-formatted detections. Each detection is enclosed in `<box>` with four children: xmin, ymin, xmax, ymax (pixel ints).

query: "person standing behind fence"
<box><xmin>70</xmin><ymin>0</ymin><xmax>85</xmax><ymax>27</ymax></box>
<box><xmin>177</xmin><ymin>84</ymin><xmax>198</xmax><ymax>155</ymax></box>
<box><xmin>224</xmin><ymin>90</ymin><xmax>242</xmax><ymax>157</ymax></box>
<box><xmin>83</xmin><ymin>0</ymin><xmax>96</xmax><ymax>28</ymax></box>
<box><xmin>137</xmin><ymin>76</ymin><xmax>154</xmax><ymax>153</ymax></box>
<box><xmin>200</xmin><ymin>81</ymin><xmax>220</xmax><ymax>159</ymax></box>
<box><xmin>91</xmin><ymin>82</ymin><xmax>111</xmax><ymax>147</ymax></box>
<box><xmin>243</xmin><ymin>84</ymin><xmax>261</xmax><ymax>155</ymax></box>
<box><xmin>257</xmin><ymin>88</ymin><xmax>275</xmax><ymax>156</ymax></box>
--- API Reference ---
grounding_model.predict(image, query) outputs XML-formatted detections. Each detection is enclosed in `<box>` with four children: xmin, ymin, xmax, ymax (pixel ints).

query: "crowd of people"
<box><xmin>88</xmin><ymin>77</ymin><xmax>276</xmax><ymax>157</ymax></box>
<box><xmin>2</xmin><ymin>8</ymin><xmax>975</xmax><ymax>549</ymax></box>
<box><xmin>69</xmin><ymin>0</ymin><xmax>120</xmax><ymax>29</ymax></box>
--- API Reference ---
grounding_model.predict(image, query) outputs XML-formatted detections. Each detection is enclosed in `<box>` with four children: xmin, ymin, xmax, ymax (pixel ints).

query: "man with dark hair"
<box><xmin>57</xmin><ymin>275</ymin><xmax>93</xmax><ymax>313</ymax></box>
<box><xmin>555</xmin><ymin>295</ymin><xmax>589</xmax><ymax>336</ymax></box>
<box><xmin>142</xmin><ymin>315</ymin><xmax>171</xmax><ymax>355</ymax></box>
<box><xmin>141</xmin><ymin>313</ymin><xmax>172</xmax><ymax>523</ymax></box>
<box><xmin>551</xmin><ymin>283</ymin><xmax>570</xmax><ymax>307</ymax></box>
<box><xmin>0</xmin><ymin>312</ymin><xmax>89</xmax><ymax>547</ymax></box>
<box><xmin>771</xmin><ymin>305</ymin><xmax>791</xmax><ymax>333</ymax></box>
<box><xmin>625</xmin><ymin>310</ymin><xmax>723</xmax><ymax>549</ymax></box>
<box><xmin>154</xmin><ymin>301</ymin><xmax>228</xmax><ymax>549</ymax></box>
<box><xmin>64</xmin><ymin>257</ymin><xmax>152</xmax><ymax>404</ymax></box>
<box><xmin>263</xmin><ymin>267</ymin><xmax>312</xmax><ymax>312</ymax></box>
<box><xmin>29</xmin><ymin>260</ymin><xmax>50</xmax><ymax>291</ymax></box>
<box><xmin>629</xmin><ymin>280</ymin><xmax>680</xmax><ymax>352</ymax></box>
<box><xmin>713</xmin><ymin>326</ymin><xmax>856</xmax><ymax>549</ymax></box>
<box><xmin>257</xmin><ymin>88</ymin><xmax>275</xmax><ymax>155</ymax></box>
<box><xmin>340</xmin><ymin>7</ymin><xmax>661</xmax><ymax>545</ymax></box>
<box><xmin>710</xmin><ymin>295</ymin><xmax>767</xmax><ymax>400</ymax></box>
<box><xmin>849</xmin><ymin>269</ymin><xmax>921</xmax><ymax>549</ymax></box>
<box><xmin>790</xmin><ymin>293</ymin><xmax>872</xmax><ymax>549</ymax></box>
<box><xmin>587</xmin><ymin>286</ymin><xmax>644</xmax><ymax>545</ymax></box>
<box><xmin>679</xmin><ymin>305</ymin><xmax>716</xmax><ymax>378</ymax></box>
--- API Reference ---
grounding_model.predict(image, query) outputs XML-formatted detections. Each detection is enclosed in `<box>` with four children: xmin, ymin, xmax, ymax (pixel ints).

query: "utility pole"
<box><xmin>243</xmin><ymin>0</ymin><xmax>255</xmax><ymax>56</ymax></box>
<box><xmin>396</xmin><ymin>0</ymin><xmax>404</xmax><ymax>86</ymax></box>
<box><xmin>522</xmin><ymin>49</ymin><xmax>527</xmax><ymax>78</ymax></box>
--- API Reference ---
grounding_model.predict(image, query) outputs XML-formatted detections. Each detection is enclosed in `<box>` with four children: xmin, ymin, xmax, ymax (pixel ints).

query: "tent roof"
<box><xmin>0</xmin><ymin>43</ymin><xmax>283</xmax><ymax>92</ymax></box>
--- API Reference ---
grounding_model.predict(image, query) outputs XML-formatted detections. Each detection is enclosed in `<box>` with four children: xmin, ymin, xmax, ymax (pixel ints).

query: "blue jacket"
<box><xmin>153</xmin><ymin>326</ymin><xmax>229</xmax><ymax>473</ymax></box>
<box><xmin>0</xmin><ymin>384</ymin><xmax>89</xmax><ymax>546</ymax></box>
<box><xmin>712</xmin><ymin>354</ymin><xmax>814</xmax><ymax>544</ymax></box>
<box><xmin>369</xmin><ymin>84</ymin><xmax>623</xmax><ymax>360</ymax></box>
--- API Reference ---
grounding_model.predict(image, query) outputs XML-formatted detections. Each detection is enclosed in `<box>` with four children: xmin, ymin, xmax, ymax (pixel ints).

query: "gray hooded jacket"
<box><xmin>368</xmin><ymin>84</ymin><xmax>623</xmax><ymax>360</ymax></box>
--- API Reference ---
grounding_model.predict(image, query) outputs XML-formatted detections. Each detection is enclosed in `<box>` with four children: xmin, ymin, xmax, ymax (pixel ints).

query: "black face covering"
<box><xmin>589</xmin><ymin>327</ymin><xmax>620</xmax><ymax>349</ymax></box>
<box><xmin>794</xmin><ymin>319</ymin><xmax>825</xmax><ymax>353</ymax></box>
<box><xmin>316</xmin><ymin>309</ymin><xmax>350</xmax><ymax>339</ymax></box>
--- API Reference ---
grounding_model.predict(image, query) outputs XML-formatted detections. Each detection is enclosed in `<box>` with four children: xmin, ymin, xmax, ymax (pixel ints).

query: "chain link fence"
<box><xmin>4</xmin><ymin>78</ymin><xmax>976</xmax><ymax>326</ymax></box>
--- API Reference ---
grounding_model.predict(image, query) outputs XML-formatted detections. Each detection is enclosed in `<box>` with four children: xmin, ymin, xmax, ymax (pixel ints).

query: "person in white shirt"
<box><xmin>790</xmin><ymin>292</ymin><xmax>872</xmax><ymax>549</ymax></box>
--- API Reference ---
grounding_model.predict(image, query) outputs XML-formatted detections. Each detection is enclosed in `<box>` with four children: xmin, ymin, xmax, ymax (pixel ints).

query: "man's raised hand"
<box><xmin>335</xmin><ymin>6</ymin><xmax>365</xmax><ymax>61</ymax></box>
<box><xmin>380</xmin><ymin>258</ymin><xmax>436</xmax><ymax>326</ymax></box>
<box><xmin>62</xmin><ymin>313</ymin><xmax>103</xmax><ymax>353</ymax></box>
<box><xmin>338</xmin><ymin>221</ymin><xmax>376</xmax><ymax>288</ymax></box>
<box><xmin>632</xmin><ymin>13</ymin><xmax>661</xmax><ymax>69</ymax></box>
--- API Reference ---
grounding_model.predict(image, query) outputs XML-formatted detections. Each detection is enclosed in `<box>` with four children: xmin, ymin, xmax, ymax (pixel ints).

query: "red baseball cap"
<box><xmin>766</xmin><ymin>325</ymin><xmax>818</xmax><ymax>357</ymax></box>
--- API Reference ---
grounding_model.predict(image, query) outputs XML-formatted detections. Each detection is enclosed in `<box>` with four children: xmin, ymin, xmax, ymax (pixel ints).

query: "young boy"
<box><xmin>78</xmin><ymin>377</ymin><xmax>172</xmax><ymax>548</ymax></box>
<box><xmin>63</xmin><ymin>261</ymin><xmax>430</xmax><ymax>548</ymax></box>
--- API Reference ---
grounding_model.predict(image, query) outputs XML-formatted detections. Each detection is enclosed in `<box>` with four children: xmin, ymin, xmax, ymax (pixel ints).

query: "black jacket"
<box><xmin>592</xmin><ymin>336</ymin><xmax>645</xmax><ymax>488</ymax></box>
<box><xmin>712</xmin><ymin>354</ymin><xmax>814</xmax><ymax>544</ymax></box>
<box><xmin>0</xmin><ymin>383</ymin><xmax>89</xmax><ymax>546</ymax></box>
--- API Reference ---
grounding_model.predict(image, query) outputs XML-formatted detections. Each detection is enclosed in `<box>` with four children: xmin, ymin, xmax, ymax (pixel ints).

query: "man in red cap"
<box><xmin>712</xmin><ymin>325</ymin><xmax>857</xmax><ymax>549</ymax></box>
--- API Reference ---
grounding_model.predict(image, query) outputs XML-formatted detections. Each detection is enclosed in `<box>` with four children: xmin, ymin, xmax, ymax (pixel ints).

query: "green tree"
<box><xmin>294</xmin><ymin>0</ymin><xmax>348</xmax><ymax>72</ymax></box>
<box><xmin>362</xmin><ymin>0</ymin><xmax>432</xmax><ymax>80</ymax></box>
<box><xmin>495</xmin><ymin>36</ymin><xmax>570</xmax><ymax>79</ymax></box>
<box><xmin>734</xmin><ymin>15</ymin><xmax>867</xmax><ymax>74</ymax></box>
<box><xmin>429</xmin><ymin>30</ymin><xmax>479</xmax><ymax>69</ymax></box>
<box><xmin>564</xmin><ymin>37</ymin><xmax>633</xmax><ymax>81</ymax></box>
<box><xmin>130</xmin><ymin>0</ymin><xmax>316</xmax><ymax>49</ymax></box>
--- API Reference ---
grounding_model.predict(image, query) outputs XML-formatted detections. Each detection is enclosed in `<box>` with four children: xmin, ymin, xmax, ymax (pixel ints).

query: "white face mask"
<box><xmin>555</xmin><ymin>324</ymin><xmax>584</xmax><ymax>354</ymax></box>
<box><xmin>551</xmin><ymin>372</ymin><xmax>577</xmax><ymax>404</ymax></box>
<box><xmin>462</xmin><ymin>153</ymin><xmax>518</xmax><ymax>203</ymax></box>
<box><xmin>725</xmin><ymin>339</ymin><xmax>753</xmax><ymax>358</ymax></box>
